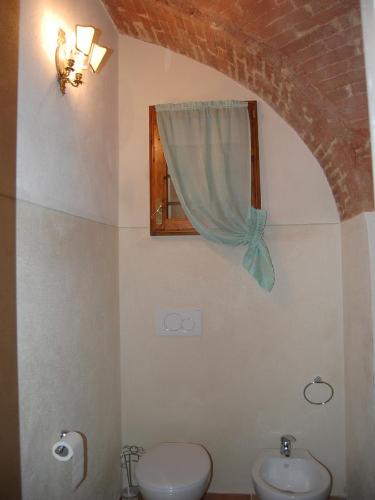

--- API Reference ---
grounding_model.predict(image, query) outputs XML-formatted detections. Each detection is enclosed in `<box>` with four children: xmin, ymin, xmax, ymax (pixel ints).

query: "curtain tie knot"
<box><xmin>241</xmin><ymin>207</ymin><xmax>267</xmax><ymax>247</ymax></box>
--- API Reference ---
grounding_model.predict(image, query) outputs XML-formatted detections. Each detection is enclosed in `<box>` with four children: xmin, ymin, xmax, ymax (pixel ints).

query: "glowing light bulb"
<box><xmin>74</xmin><ymin>51</ymin><xmax>87</xmax><ymax>73</ymax></box>
<box><xmin>64</xmin><ymin>30</ymin><xmax>76</xmax><ymax>60</ymax></box>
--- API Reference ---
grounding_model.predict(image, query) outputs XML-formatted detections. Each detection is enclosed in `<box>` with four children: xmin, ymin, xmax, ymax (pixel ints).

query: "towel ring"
<box><xmin>303</xmin><ymin>376</ymin><xmax>334</xmax><ymax>405</ymax></box>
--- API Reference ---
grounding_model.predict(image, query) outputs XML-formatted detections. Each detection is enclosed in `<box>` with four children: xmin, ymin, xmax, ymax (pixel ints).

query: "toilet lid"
<box><xmin>135</xmin><ymin>443</ymin><xmax>211</xmax><ymax>492</ymax></box>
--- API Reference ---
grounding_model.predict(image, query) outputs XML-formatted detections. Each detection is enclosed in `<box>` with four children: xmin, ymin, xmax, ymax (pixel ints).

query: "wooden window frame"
<box><xmin>149</xmin><ymin>101</ymin><xmax>261</xmax><ymax>236</ymax></box>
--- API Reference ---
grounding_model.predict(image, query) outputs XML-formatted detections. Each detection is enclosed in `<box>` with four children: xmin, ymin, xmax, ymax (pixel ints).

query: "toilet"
<box><xmin>135</xmin><ymin>442</ymin><xmax>212</xmax><ymax>500</ymax></box>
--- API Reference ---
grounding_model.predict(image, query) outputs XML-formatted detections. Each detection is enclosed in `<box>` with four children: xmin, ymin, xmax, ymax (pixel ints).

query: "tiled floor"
<box><xmin>137</xmin><ymin>492</ymin><xmax>344</xmax><ymax>500</ymax></box>
<box><xmin>204</xmin><ymin>494</ymin><xmax>344</xmax><ymax>500</ymax></box>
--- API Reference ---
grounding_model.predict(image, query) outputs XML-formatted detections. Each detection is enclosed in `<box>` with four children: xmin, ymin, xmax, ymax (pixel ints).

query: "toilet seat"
<box><xmin>135</xmin><ymin>443</ymin><xmax>211</xmax><ymax>493</ymax></box>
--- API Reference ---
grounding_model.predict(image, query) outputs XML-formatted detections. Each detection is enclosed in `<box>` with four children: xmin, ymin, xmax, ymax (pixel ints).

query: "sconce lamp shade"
<box><xmin>56</xmin><ymin>23</ymin><xmax>111</xmax><ymax>94</ymax></box>
<box><xmin>75</xmin><ymin>25</ymin><xmax>95</xmax><ymax>55</ymax></box>
<box><xmin>89</xmin><ymin>43</ymin><xmax>107</xmax><ymax>73</ymax></box>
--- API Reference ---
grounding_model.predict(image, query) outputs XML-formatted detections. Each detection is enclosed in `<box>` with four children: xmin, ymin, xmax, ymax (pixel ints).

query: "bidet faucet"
<box><xmin>280</xmin><ymin>434</ymin><xmax>296</xmax><ymax>457</ymax></box>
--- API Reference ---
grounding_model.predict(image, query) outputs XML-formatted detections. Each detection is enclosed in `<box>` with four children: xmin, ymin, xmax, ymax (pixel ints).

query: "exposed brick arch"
<box><xmin>103</xmin><ymin>0</ymin><xmax>373</xmax><ymax>219</ymax></box>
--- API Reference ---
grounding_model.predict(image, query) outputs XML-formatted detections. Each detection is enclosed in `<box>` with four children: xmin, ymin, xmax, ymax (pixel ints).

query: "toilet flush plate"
<box><xmin>157</xmin><ymin>309</ymin><xmax>202</xmax><ymax>336</ymax></box>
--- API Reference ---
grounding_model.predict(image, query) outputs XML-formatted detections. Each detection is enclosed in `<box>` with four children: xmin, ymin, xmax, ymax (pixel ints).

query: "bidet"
<box><xmin>251</xmin><ymin>448</ymin><xmax>331</xmax><ymax>500</ymax></box>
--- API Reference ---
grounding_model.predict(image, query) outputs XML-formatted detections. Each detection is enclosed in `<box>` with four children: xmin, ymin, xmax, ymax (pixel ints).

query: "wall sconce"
<box><xmin>55</xmin><ymin>25</ymin><xmax>109</xmax><ymax>94</ymax></box>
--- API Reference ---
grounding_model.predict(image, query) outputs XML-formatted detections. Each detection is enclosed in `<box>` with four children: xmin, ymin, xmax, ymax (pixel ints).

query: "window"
<box><xmin>149</xmin><ymin>101</ymin><xmax>261</xmax><ymax>236</ymax></box>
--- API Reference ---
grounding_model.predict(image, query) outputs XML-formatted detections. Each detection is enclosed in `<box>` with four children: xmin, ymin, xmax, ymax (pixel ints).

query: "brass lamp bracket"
<box><xmin>55</xmin><ymin>29</ymin><xmax>84</xmax><ymax>95</ymax></box>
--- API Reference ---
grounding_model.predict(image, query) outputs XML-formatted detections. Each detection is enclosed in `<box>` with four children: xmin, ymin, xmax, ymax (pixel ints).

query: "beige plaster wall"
<box><xmin>342</xmin><ymin>213</ymin><xmax>375</xmax><ymax>500</ymax></box>
<box><xmin>118</xmin><ymin>36</ymin><xmax>346</xmax><ymax>495</ymax></box>
<box><xmin>17</xmin><ymin>0</ymin><xmax>118</xmax><ymax>225</ymax></box>
<box><xmin>16</xmin><ymin>0</ymin><xmax>121</xmax><ymax>498</ymax></box>
<box><xmin>17</xmin><ymin>202</ymin><xmax>121</xmax><ymax>500</ymax></box>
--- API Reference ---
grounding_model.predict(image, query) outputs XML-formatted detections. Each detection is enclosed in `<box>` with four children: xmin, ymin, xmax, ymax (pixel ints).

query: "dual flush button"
<box><xmin>157</xmin><ymin>309</ymin><xmax>202</xmax><ymax>336</ymax></box>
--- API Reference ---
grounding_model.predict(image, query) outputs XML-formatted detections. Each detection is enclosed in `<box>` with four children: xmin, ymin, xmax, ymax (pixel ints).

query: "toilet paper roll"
<box><xmin>52</xmin><ymin>431</ymin><xmax>85</xmax><ymax>489</ymax></box>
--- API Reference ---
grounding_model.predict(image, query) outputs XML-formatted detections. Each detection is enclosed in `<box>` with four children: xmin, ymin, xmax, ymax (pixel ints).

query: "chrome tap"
<box><xmin>280</xmin><ymin>434</ymin><xmax>296</xmax><ymax>457</ymax></box>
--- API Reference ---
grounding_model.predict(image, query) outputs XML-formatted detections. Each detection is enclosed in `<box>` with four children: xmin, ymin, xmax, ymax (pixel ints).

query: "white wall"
<box><xmin>16</xmin><ymin>0</ymin><xmax>121</xmax><ymax>498</ymax></box>
<box><xmin>341</xmin><ymin>213</ymin><xmax>375</xmax><ymax>500</ymax></box>
<box><xmin>118</xmin><ymin>36</ymin><xmax>346</xmax><ymax>495</ymax></box>
<box><xmin>348</xmin><ymin>6</ymin><xmax>375</xmax><ymax>499</ymax></box>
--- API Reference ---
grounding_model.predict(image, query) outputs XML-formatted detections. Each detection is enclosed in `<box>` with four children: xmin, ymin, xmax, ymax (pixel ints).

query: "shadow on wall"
<box><xmin>0</xmin><ymin>0</ymin><xmax>21</xmax><ymax>498</ymax></box>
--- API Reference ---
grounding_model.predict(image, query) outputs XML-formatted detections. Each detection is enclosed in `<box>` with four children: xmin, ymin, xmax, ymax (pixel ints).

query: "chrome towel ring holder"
<box><xmin>303</xmin><ymin>376</ymin><xmax>334</xmax><ymax>405</ymax></box>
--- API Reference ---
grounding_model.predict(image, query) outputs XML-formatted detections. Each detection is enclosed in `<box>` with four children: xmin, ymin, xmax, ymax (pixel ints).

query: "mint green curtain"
<box><xmin>156</xmin><ymin>101</ymin><xmax>275</xmax><ymax>291</ymax></box>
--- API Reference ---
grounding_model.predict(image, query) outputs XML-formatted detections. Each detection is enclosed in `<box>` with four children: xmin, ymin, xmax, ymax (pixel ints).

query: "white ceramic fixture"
<box><xmin>252</xmin><ymin>449</ymin><xmax>331</xmax><ymax>500</ymax></box>
<box><xmin>135</xmin><ymin>443</ymin><xmax>211</xmax><ymax>500</ymax></box>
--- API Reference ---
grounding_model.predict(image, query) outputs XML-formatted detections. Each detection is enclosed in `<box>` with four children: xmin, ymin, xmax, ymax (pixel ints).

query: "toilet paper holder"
<box><xmin>54</xmin><ymin>430</ymin><xmax>69</xmax><ymax>457</ymax></box>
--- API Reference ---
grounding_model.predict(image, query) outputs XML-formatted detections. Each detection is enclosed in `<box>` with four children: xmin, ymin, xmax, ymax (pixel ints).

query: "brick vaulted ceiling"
<box><xmin>103</xmin><ymin>0</ymin><xmax>373</xmax><ymax>220</ymax></box>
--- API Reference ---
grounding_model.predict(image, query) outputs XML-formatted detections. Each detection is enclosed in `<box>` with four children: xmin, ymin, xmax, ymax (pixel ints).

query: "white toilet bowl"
<box><xmin>251</xmin><ymin>449</ymin><xmax>331</xmax><ymax>500</ymax></box>
<box><xmin>135</xmin><ymin>442</ymin><xmax>212</xmax><ymax>500</ymax></box>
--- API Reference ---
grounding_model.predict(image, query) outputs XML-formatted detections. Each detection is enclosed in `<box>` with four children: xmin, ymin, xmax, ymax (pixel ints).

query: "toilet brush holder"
<box><xmin>121</xmin><ymin>485</ymin><xmax>139</xmax><ymax>499</ymax></box>
<box><xmin>121</xmin><ymin>444</ymin><xmax>145</xmax><ymax>499</ymax></box>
